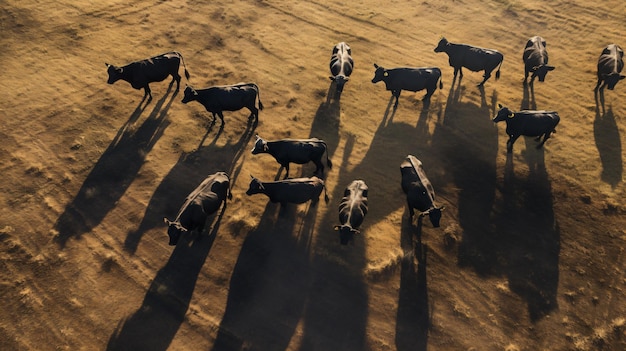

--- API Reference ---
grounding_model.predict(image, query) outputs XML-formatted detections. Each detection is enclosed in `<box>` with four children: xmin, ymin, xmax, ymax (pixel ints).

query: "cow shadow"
<box><xmin>496</xmin><ymin>148</ymin><xmax>560</xmax><ymax>322</ymax></box>
<box><xmin>106</xmin><ymin>205</ymin><xmax>226</xmax><ymax>351</ymax></box>
<box><xmin>433</xmin><ymin>82</ymin><xmax>499</xmax><ymax>275</ymax></box>
<box><xmin>124</xmin><ymin>120</ymin><xmax>256</xmax><ymax>253</ymax></box>
<box><xmin>211</xmin><ymin>200</ymin><xmax>316</xmax><ymax>351</ymax></box>
<box><xmin>396</xmin><ymin>214</ymin><xmax>429</xmax><ymax>351</ymax></box>
<box><xmin>594</xmin><ymin>106</ymin><xmax>623</xmax><ymax>188</ymax></box>
<box><xmin>521</xmin><ymin>80</ymin><xmax>537</xmax><ymax>110</ymax></box>
<box><xmin>54</xmin><ymin>87</ymin><xmax>176</xmax><ymax>248</ymax></box>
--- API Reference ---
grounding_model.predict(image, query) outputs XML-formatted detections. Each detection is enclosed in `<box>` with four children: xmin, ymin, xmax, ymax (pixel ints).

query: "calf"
<box><xmin>182</xmin><ymin>83</ymin><xmax>264</xmax><ymax>125</ymax></box>
<box><xmin>523</xmin><ymin>36</ymin><xmax>555</xmax><ymax>84</ymax></box>
<box><xmin>493</xmin><ymin>104</ymin><xmax>560</xmax><ymax>153</ymax></box>
<box><xmin>400</xmin><ymin>155</ymin><xmax>444</xmax><ymax>228</ymax></box>
<box><xmin>251</xmin><ymin>135</ymin><xmax>333</xmax><ymax>179</ymax></box>
<box><xmin>245</xmin><ymin>175</ymin><xmax>329</xmax><ymax>206</ymax></box>
<box><xmin>434</xmin><ymin>37</ymin><xmax>504</xmax><ymax>86</ymax></box>
<box><xmin>595</xmin><ymin>44</ymin><xmax>625</xmax><ymax>92</ymax></box>
<box><xmin>371</xmin><ymin>64</ymin><xmax>443</xmax><ymax>109</ymax></box>
<box><xmin>329</xmin><ymin>42</ymin><xmax>354</xmax><ymax>95</ymax></box>
<box><xmin>163</xmin><ymin>172</ymin><xmax>232</xmax><ymax>245</ymax></box>
<box><xmin>106</xmin><ymin>51</ymin><xmax>190</xmax><ymax>101</ymax></box>
<box><xmin>334</xmin><ymin>180</ymin><xmax>369</xmax><ymax>245</ymax></box>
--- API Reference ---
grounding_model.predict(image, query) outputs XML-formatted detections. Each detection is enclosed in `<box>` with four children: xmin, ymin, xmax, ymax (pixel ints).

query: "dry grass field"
<box><xmin>1</xmin><ymin>0</ymin><xmax>625</xmax><ymax>350</ymax></box>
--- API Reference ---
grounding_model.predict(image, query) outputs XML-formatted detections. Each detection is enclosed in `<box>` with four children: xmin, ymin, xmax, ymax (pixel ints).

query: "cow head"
<box><xmin>603</xmin><ymin>73</ymin><xmax>626</xmax><ymax>90</ymax></box>
<box><xmin>330</xmin><ymin>75</ymin><xmax>349</xmax><ymax>93</ymax></box>
<box><xmin>163</xmin><ymin>218</ymin><xmax>188</xmax><ymax>245</ymax></box>
<box><xmin>334</xmin><ymin>225</ymin><xmax>359</xmax><ymax>245</ymax></box>
<box><xmin>421</xmin><ymin>206</ymin><xmax>445</xmax><ymax>228</ymax></box>
<box><xmin>251</xmin><ymin>135</ymin><xmax>269</xmax><ymax>154</ymax></box>
<box><xmin>245</xmin><ymin>176</ymin><xmax>265</xmax><ymax>196</ymax></box>
<box><xmin>181</xmin><ymin>85</ymin><xmax>198</xmax><ymax>103</ymax></box>
<box><xmin>434</xmin><ymin>37</ymin><xmax>449</xmax><ymax>53</ymax></box>
<box><xmin>493</xmin><ymin>104</ymin><xmax>515</xmax><ymax>123</ymax></box>
<box><xmin>371</xmin><ymin>64</ymin><xmax>387</xmax><ymax>84</ymax></box>
<box><xmin>532</xmin><ymin>65</ymin><xmax>555</xmax><ymax>82</ymax></box>
<box><xmin>105</xmin><ymin>63</ymin><xmax>123</xmax><ymax>84</ymax></box>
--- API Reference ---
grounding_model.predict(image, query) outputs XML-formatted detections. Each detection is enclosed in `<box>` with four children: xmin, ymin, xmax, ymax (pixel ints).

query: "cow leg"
<box><xmin>392</xmin><ymin>90</ymin><xmax>401</xmax><ymax>110</ymax></box>
<box><xmin>172</xmin><ymin>72</ymin><xmax>182</xmax><ymax>91</ymax></box>
<box><xmin>537</xmin><ymin>131</ymin><xmax>552</xmax><ymax>149</ymax></box>
<box><xmin>423</xmin><ymin>86</ymin><xmax>435</xmax><ymax>101</ymax></box>
<box><xmin>506</xmin><ymin>134</ymin><xmax>520</xmax><ymax>153</ymax></box>
<box><xmin>283</xmin><ymin>163</ymin><xmax>290</xmax><ymax>179</ymax></box>
<box><xmin>144</xmin><ymin>84</ymin><xmax>153</xmax><ymax>102</ymax></box>
<box><xmin>217</xmin><ymin>111</ymin><xmax>225</xmax><ymax>125</ymax></box>
<box><xmin>248</xmin><ymin>106</ymin><xmax>259</xmax><ymax>121</ymax></box>
<box><xmin>407</xmin><ymin>200</ymin><xmax>415</xmax><ymax>219</ymax></box>
<box><xmin>313</xmin><ymin>158</ymin><xmax>324</xmax><ymax>177</ymax></box>
<box><xmin>478</xmin><ymin>71</ymin><xmax>491</xmax><ymax>86</ymax></box>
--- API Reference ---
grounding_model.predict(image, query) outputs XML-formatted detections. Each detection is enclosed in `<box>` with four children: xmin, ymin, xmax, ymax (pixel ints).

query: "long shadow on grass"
<box><xmin>496</xmin><ymin>149</ymin><xmax>560</xmax><ymax>322</ymax></box>
<box><xmin>54</xmin><ymin>86</ymin><xmax>175</xmax><ymax>248</ymax></box>
<box><xmin>396</xmin><ymin>214</ymin><xmax>429</xmax><ymax>351</ymax></box>
<box><xmin>432</xmin><ymin>82</ymin><xmax>499</xmax><ymax>275</ymax></box>
<box><xmin>594</xmin><ymin>105</ymin><xmax>623</xmax><ymax>188</ymax></box>
<box><xmin>211</xmin><ymin>199</ymin><xmax>317</xmax><ymax>351</ymax></box>
<box><xmin>124</xmin><ymin>119</ymin><xmax>256</xmax><ymax>253</ymax></box>
<box><xmin>106</xmin><ymin>205</ymin><xmax>226</xmax><ymax>351</ymax></box>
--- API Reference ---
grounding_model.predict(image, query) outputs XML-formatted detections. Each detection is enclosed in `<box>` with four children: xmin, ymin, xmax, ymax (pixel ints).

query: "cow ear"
<box><xmin>163</xmin><ymin>218</ymin><xmax>171</xmax><ymax>225</ymax></box>
<box><xmin>547</xmin><ymin>66</ymin><xmax>555</xmax><ymax>71</ymax></box>
<box><xmin>352</xmin><ymin>229</ymin><xmax>361</xmax><ymax>235</ymax></box>
<box><xmin>374</xmin><ymin>63</ymin><xmax>379</xmax><ymax>68</ymax></box>
<box><xmin>333</xmin><ymin>225</ymin><xmax>340</xmax><ymax>231</ymax></box>
<box><xmin>440</xmin><ymin>205</ymin><xmax>446</xmax><ymax>211</ymax></box>
<box><xmin>345</xmin><ymin>77</ymin><xmax>349</xmax><ymax>81</ymax></box>
<box><xmin>620</xmin><ymin>75</ymin><xmax>626</xmax><ymax>80</ymax></box>
<box><xmin>105</xmin><ymin>63</ymin><xmax>110</xmax><ymax>68</ymax></box>
<box><xmin>498</xmin><ymin>103</ymin><xmax>503</xmax><ymax>109</ymax></box>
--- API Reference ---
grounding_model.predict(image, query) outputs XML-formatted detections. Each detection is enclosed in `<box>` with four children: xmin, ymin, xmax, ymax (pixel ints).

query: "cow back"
<box><xmin>383</xmin><ymin>67</ymin><xmax>441</xmax><ymax>92</ymax></box>
<box><xmin>446</xmin><ymin>43</ymin><xmax>503</xmax><ymax>72</ymax></box>
<box><xmin>338</xmin><ymin>180</ymin><xmax>368</xmax><ymax>228</ymax></box>
<box><xmin>263</xmin><ymin>177</ymin><xmax>325</xmax><ymax>204</ymax></box>
<box><xmin>598</xmin><ymin>44</ymin><xmax>624</xmax><ymax>75</ymax></box>
<box><xmin>523</xmin><ymin>36</ymin><xmax>548</xmax><ymax>67</ymax></box>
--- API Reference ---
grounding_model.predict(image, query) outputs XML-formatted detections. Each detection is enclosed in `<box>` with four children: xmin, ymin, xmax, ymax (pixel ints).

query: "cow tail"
<box><xmin>438</xmin><ymin>75</ymin><xmax>443</xmax><ymax>90</ymax></box>
<box><xmin>321</xmin><ymin>141</ymin><xmax>333</xmax><ymax>169</ymax></box>
<box><xmin>495</xmin><ymin>57</ymin><xmax>503</xmax><ymax>80</ymax></box>
<box><xmin>253</xmin><ymin>83</ymin><xmax>264</xmax><ymax>111</ymax></box>
<box><xmin>176</xmin><ymin>51</ymin><xmax>191</xmax><ymax>80</ymax></box>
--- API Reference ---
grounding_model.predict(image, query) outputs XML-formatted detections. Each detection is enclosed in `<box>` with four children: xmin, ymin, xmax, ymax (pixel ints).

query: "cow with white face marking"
<box><xmin>163</xmin><ymin>172</ymin><xmax>232</xmax><ymax>246</ymax></box>
<box><xmin>400</xmin><ymin>155</ymin><xmax>444</xmax><ymax>228</ymax></box>
<box><xmin>106</xmin><ymin>51</ymin><xmax>190</xmax><ymax>102</ymax></box>
<box><xmin>595</xmin><ymin>44</ymin><xmax>625</xmax><ymax>92</ymax></box>
<box><xmin>334</xmin><ymin>180</ymin><xmax>369</xmax><ymax>245</ymax></box>
<box><xmin>492</xmin><ymin>104</ymin><xmax>560</xmax><ymax>153</ymax></box>
<box><xmin>329</xmin><ymin>42</ymin><xmax>354</xmax><ymax>95</ymax></box>
<box><xmin>523</xmin><ymin>36</ymin><xmax>555</xmax><ymax>84</ymax></box>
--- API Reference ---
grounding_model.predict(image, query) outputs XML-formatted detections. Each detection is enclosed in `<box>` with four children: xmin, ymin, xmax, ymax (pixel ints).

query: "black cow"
<box><xmin>163</xmin><ymin>171</ymin><xmax>232</xmax><ymax>246</ymax></box>
<box><xmin>523</xmin><ymin>36</ymin><xmax>555</xmax><ymax>84</ymax></box>
<box><xmin>251</xmin><ymin>135</ymin><xmax>333</xmax><ymax>179</ymax></box>
<box><xmin>493</xmin><ymin>104</ymin><xmax>560</xmax><ymax>153</ymax></box>
<box><xmin>106</xmin><ymin>51</ymin><xmax>190</xmax><ymax>102</ymax></box>
<box><xmin>245</xmin><ymin>175</ymin><xmax>329</xmax><ymax>206</ymax></box>
<box><xmin>334</xmin><ymin>180</ymin><xmax>369</xmax><ymax>245</ymax></box>
<box><xmin>371</xmin><ymin>64</ymin><xmax>443</xmax><ymax>109</ymax></box>
<box><xmin>434</xmin><ymin>37</ymin><xmax>504</xmax><ymax>86</ymax></box>
<box><xmin>181</xmin><ymin>83</ymin><xmax>264</xmax><ymax>125</ymax></box>
<box><xmin>329</xmin><ymin>42</ymin><xmax>354</xmax><ymax>95</ymax></box>
<box><xmin>400</xmin><ymin>155</ymin><xmax>444</xmax><ymax>228</ymax></box>
<box><xmin>595</xmin><ymin>44</ymin><xmax>625</xmax><ymax>92</ymax></box>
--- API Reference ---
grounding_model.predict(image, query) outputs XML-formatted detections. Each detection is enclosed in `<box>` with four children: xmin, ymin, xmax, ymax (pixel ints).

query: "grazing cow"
<box><xmin>163</xmin><ymin>172</ymin><xmax>232</xmax><ymax>246</ymax></box>
<box><xmin>595</xmin><ymin>44</ymin><xmax>625</xmax><ymax>92</ymax></box>
<box><xmin>181</xmin><ymin>83</ymin><xmax>264</xmax><ymax>125</ymax></box>
<box><xmin>371</xmin><ymin>64</ymin><xmax>443</xmax><ymax>109</ymax></box>
<box><xmin>523</xmin><ymin>36</ymin><xmax>555</xmax><ymax>84</ymax></box>
<box><xmin>434</xmin><ymin>37</ymin><xmax>504</xmax><ymax>86</ymax></box>
<box><xmin>251</xmin><ymin>135</ymin><xmax>333</xmax><ymax>179</ymax></box>
<box><xmin>334</xmin><ymin>180</ymin><xmax>369</xmax><ymax>245</ymax></box>
<box><xmin>400</xmin><ymin>155</ymin><xmax>444</xmax><ymax>228</ymax></box>
<box><xmin>492</xmin><ymin>104</ymin><xmax>560</xmax><ymax>153</ymax></box>
<box><xmin>329</xmin><ymin>42</ymin><xmax>354</xmax><ymax>95</ymax></box>
<box><xmin>106</xmin><ymin>51</ymin><xmax>190</xmax><ymax>101</ymax></box>
<box><xmin>245</xmin><ymin>175</ymin><xmax>329</xmax><ymax>206</ymax></box>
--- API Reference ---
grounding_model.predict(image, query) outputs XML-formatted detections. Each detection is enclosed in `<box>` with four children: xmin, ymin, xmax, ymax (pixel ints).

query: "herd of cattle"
<box><xmin>106</xmin><ymin>37</ymin><xmax>624</xmax><ymax>246</ymax></box>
